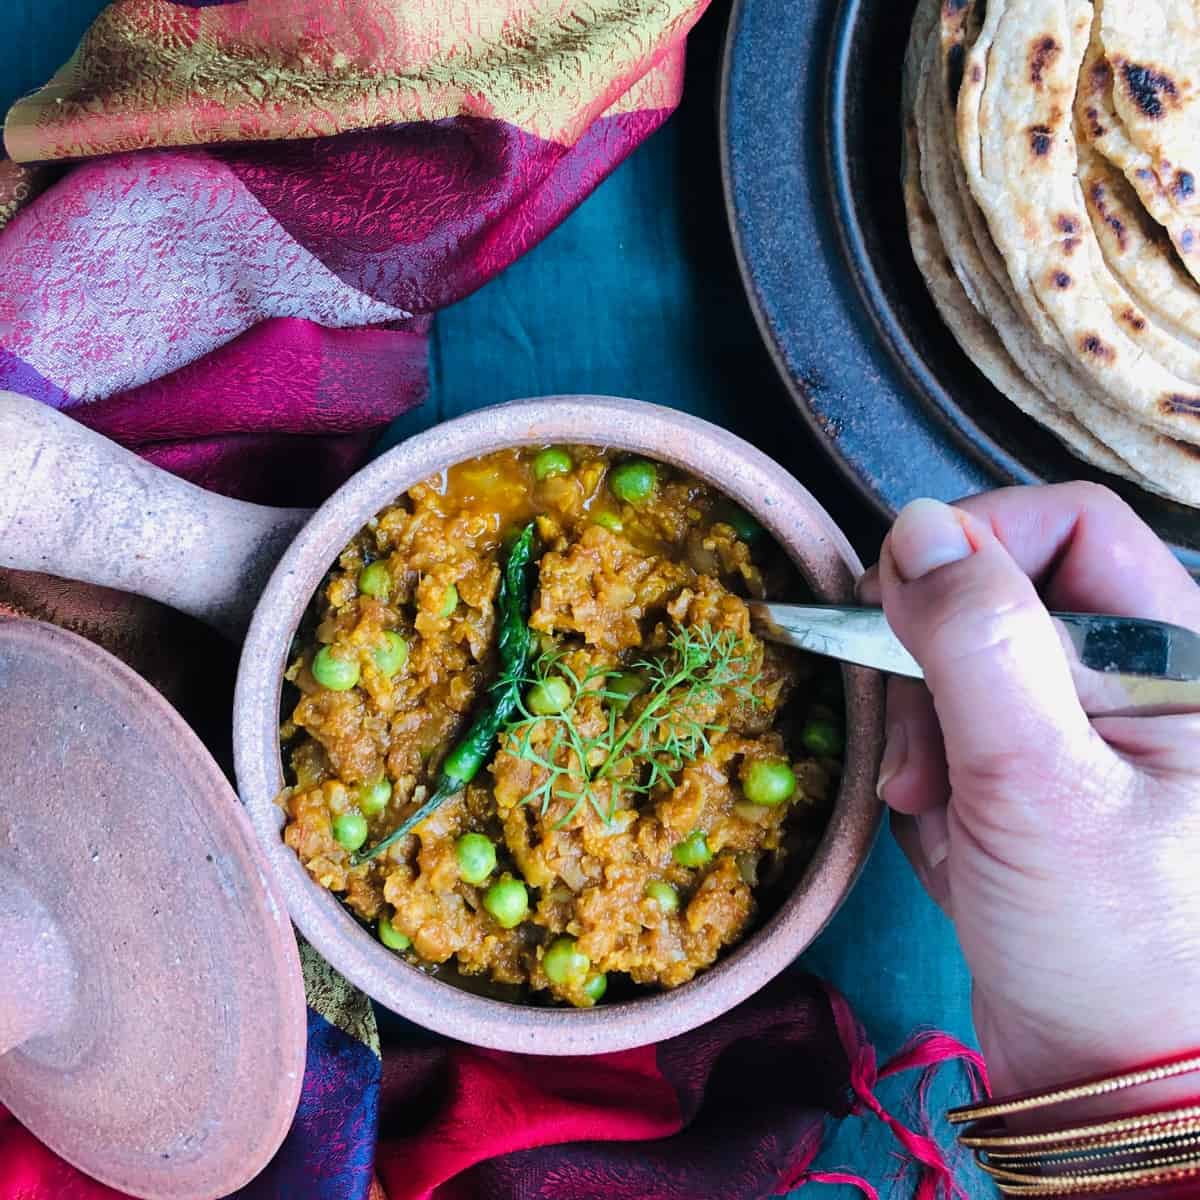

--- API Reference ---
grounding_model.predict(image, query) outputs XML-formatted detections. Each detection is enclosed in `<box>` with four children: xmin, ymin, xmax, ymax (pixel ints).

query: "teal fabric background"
<box><xmin>2</xmin><ymin>4</ymin><xmax>984</xmax><ymax>1193</ymax></box>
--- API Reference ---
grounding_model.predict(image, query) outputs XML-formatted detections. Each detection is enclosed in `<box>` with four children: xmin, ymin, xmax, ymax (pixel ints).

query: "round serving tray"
<box><xmin>720</xmin><ymin>0</ymin><xmax>1200</xmax><ymax>572</ymax></box>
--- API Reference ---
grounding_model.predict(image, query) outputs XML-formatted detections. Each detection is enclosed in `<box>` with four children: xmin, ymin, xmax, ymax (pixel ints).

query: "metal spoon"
<box><xmin>748</xmin><ymin>602</ymin><xmax>1200</xmax><ymax>717</ymax></box>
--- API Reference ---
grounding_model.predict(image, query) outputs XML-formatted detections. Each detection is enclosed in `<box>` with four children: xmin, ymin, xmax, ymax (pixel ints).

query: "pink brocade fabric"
<box><xmin>71</xmin><ymin>318</ymin><xmax>431</xmax><ymax>504</ymax></box>
<box><xmin>0</xmin><ymin>0</ymin><xmax>703</xmax><ymax>499</ymax></box>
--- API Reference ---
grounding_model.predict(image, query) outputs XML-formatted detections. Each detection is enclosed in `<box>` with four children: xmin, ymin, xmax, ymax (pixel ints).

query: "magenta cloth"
<box><xmin>0</xmin><ymin>107</ymin><xmax>679</xmax><ymax>501</ymax></box>
<box><xmin>0</xmin><ymin>973</ymin><xmax>988</xmax><ymax>1200</ymax></box>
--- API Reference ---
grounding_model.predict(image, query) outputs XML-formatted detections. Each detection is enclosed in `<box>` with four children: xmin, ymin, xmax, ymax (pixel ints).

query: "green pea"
<box><xmin>608</xmin><ymin>459</ymin><xmax>658</xmax><ymax>505</ymax></box>
<box><xmin>372</xmin><ymin>631</ymin><xmax>409</xmax><ymax>678</ymax></box>
<box><xmin>357</xmin><ymin>777</ymin><xmax>392</xmax><ymax>817</ymax></box>
<box><xmin>718</xmin><ymin>502</ymin><xmax>764</xmax><ymax>543</ymax></box>
<box><xmin>358</xmin><ymin>561</ymin><xmax>391</xmax><ymax>599</ymax></box>
<box><xmin>534</xmin><ymin>447</ymin><xmax>573</xmax><ymax>480</ymax></box>
<box><xmin>483</xmin><ymin>875</ymin><xmax>529</xmax><ymax>929</ymax></box>
<box><xmin>528</xmin><ymin>676</ymin><xmax>571</xmax><ymax>716</ymax></box>
<box><xmin>312</xmin><ymin>646</ymin><xmax>360</xmax><ymax>691</ymax></box>
<box><xmin>644</xmin><ymin>880</ymin><xmax>680</xmax><ymax>914</ymax></box>
<box><xmin>333</xmin><ymin>811</ymin><xmax>368</xmax><ymax>852</ymax></box>
<box><xmin>591</xmin><ymin>510</ymin><xmax>623</xmax><ymax>533</ymax></box>
<box><xmin>543</xmin><ymin>935</ymin><xmax>590</xmax><ymax>986</ymax></box>
<box><xmin>581</xmin><ymin>972</ymin><xmax>608</xmax><ymax>1003</ymax></box>
<box><xmin>672</xmin><ymin>830</ymin><xmax>712</xmax><ymax>868</ymax></box>
<box><xmin>378</xmin><ymin>914</ymin><xmax>410</xmax><ymax>951</ymax></box>
<box><xmin>801</xmin><ymin>718</ymin><xmax>844</xmax><ymax>758</ymax></box>
<box><xmin>455</xmin><ymin>832</ymin><xmax>497</xmax><ymax>885</ymax></box>
<box><xmin>437</xmin><ymin>583</ymin><xmax>459</xmax><ymax>618</ymax></box>
<box><xmin>605</xmin><ymin>671</ymin><xmax>646</xmax><ymax>711</ymax></box>
<box><xmin>743</xmin><ymin>759</ymin><xmax>797</xmax><ymax>807</ymax></box>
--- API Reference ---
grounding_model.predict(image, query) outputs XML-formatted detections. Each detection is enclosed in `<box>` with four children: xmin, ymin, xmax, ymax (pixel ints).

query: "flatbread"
<box><xmin>905</xmin><ymin>130</ymin><xmax>1137</xmax><ymax>481</ymax></box>
<box><xmin>1076</xmin><ymin>11</ymin><xmax>1200</xmax><ymax>334</ymax></box>
<box><xmin>903</xmin><ymin>2</ymin><xmax>1146</xmax><ymax>485</ymax></box>
<box><xmin>904</xmin><ymin>8</ymin><xmax>1124</xmax><ymax>476</ymax></box>
<box><xmin>958</xmin><ymin>0</ymin><xmax>1200</xmax><ymax>448</ymax></box>
<box><xmin>901</xmin><ymin>0</ymin><xmax>939</xmax><ymax>116</ymax></box>
<box><xmin>905</xmin><ymin>0</ymin><xmax>1200</xmax><ymax>504</ymax></box>
<box><xmin>1077</xmin><ymin>1</ymin><xmax>1200</xmax><ymax>290</ymax></box>
<box><xmin>1101</xmin><ymin>0</ymin><xmax>1200</xmax><ymax>259</ymax></box>
<box><xmin>899</xmin><ymin>0</ymin><xmax>1200</xmax><ymax>505</ymax></box>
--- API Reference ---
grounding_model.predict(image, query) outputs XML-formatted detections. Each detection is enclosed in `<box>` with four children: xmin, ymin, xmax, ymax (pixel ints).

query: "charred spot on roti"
<box><xmin>1119</xmin><ymin>61</ymin><xmax>1179</xmax><ymax>120</ymax></box>
<box><xmin>1028</xmin><ymin>35</ymin><xmax>1059</xmax><ymax>86</ymax></box>
<box><xmin>1029</xmin><ymin>124</ymin><xmax>1054</xmax><ymax>157</ymax></box>
<box><xmin>1062</xmin><ymin>236</ymin><xmax>1080</xmax><ymax>254</ymax></box>
<box><xmin>1183</xmin><ymin>229</ymin><xmax>1196</xmax><ymax>252</ymax></box>
<box><xmin>1080</xmin><ymin>334</ymin><xmax>1115</xmax><ymax>362</ymax></box>
<box><xmin>1174</xmin><ymin>171</ymin><xmax>1196</xmax><ymax>200</ymax></box>
<box><xmin>1120</xmin><ymin>307</ymin><xmax>1147</xmax><ymax>332</ymax></box>
<box><xmin>1162</xmin><ymin>394</ymin><xmax>1200</xmax><ymax>416</ymax></box>
<box><xmin>948</xmin><ymin>42</ymin><xmax>966</xmax><ymax>102</ymax></box>
<box><xmin>971</xmin><ymin>62</ymin><xmax>983</xmax><ymax>84</ymax></box>
<box><xmin>1088</xmin><ymin>180</ymin><xmax>1130</xmax><ymax>251</ymax></box>
<box><xmin>1051</xmin><ymin>270</ymin><xmax>1072</xmax><ymax>289</ymax></box>
<box><xmin>1084</xmin><ymin>105</ymin><xmax>1107</xmax><ymax>139</ymax></box>
<box><xmin>944</xmin><ymin>0</ymin><xmax>968</xmax><ymax>12</ymax></box>
<box><xmin>1057</xmin><ymin>214</ymin><xmax>1079</xmax><ymax>234</ymax></box>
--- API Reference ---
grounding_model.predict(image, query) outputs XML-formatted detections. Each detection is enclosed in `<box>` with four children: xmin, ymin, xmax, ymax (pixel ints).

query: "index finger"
<box><xmin>953</xmin><ymin>483</ymin><xmax>1200</xmax><ymax>632</ymax></box>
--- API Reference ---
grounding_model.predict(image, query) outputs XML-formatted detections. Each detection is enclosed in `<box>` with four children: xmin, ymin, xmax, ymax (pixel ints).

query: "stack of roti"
<box><xmin>903</xmin><ymin>0</ymin><xmax>1200</xmax><ymax>506</ymax></box>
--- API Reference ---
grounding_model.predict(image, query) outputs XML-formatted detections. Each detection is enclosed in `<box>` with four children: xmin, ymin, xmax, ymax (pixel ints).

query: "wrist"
<box><xmin>975</xmin><ymin>996</ymin><xmax>1200</xmax><ymax>1126</ymax></box>
<box><xmin>981</xmin><ymin>1036</ymin><xmax>1200</xmax><ymax>1128</ymax></box>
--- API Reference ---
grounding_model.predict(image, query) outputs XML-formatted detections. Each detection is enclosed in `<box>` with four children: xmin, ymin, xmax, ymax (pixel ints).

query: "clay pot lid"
<box><xmin>0</xmin><ymin>618</ymin><xmax>306</xmax><ymax>1199</ymax></box>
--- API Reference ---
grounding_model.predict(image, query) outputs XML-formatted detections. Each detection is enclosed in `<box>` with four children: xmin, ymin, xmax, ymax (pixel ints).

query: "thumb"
<box><xmin>880</xmin><ymin>498</ymin><xmax>1096</xmax><ymax>795</ymax></box>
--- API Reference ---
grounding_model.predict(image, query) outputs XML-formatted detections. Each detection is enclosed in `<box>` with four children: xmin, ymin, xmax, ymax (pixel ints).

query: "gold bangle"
<box><xmin>980</xmin><ymin>1154</ymin><xmax>1200</xmax><ymax>1196</ymax></box>
<box><xmin>993</xmin><ymin>1166</ymin><xmax>1199</xmax><ymax>1197</ymax></box>
<box><xmin>981</xmin><ymin>1139</ymin><xmax>1200</xmax><ymax>1177</ymax></box>
<box><xmin>985</xmin><ymin>1130</ymin><xmax>1200</xmax><ymax>1171</ymax></box>
<box><xmin>949</xmin><ymin>1054</ymin><xmax>1200</xmax><ymax>1125</ymax></box>
<box><xmin>953</xmin><ymin>1053</ymin><xmax>1200</xmax><ymax>1194</ymax></box>
<box><xmin>958</xmin><ymin>1106</ymin><xmax>1200</xmax><ymax>1150</ymax></box>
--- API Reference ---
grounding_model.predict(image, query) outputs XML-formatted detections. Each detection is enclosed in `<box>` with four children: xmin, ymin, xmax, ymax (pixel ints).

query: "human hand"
<box><xmin>859</xmin><ymin>484</ymin><xmax>1200</xmax><ymax>1111</ymax></box>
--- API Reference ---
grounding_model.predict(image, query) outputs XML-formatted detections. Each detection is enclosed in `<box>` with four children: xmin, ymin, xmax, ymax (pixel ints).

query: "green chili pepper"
<box><xmin>352</xmin><ymin>523</ymin><xmax>537</xmax><ymax>864</ymax></box>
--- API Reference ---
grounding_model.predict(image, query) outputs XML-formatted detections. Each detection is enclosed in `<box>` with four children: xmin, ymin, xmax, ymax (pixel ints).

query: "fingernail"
<box><xmin>876</xmin><ymin>722</ymin><xmax>908</xmax><ymax>801</ymax></box>
<box><xmin>917</xmin><ymin>807</ymin><xmax>950</xmax><ymax>871</ymax></box>
<box><xmin>888</xmin><ymin>498</ymin><xmax>973</xmax><ymax>582</ymax></box>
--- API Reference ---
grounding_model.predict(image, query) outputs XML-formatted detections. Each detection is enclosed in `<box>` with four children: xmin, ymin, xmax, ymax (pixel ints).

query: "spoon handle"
<box><xmin>749</xmin><ymin>601</ymin><xmax>1200</xmax><ymax>716</ymax></box>
<box><xmin>0</xmin><ymin>391</ymin><xmax>310</xmax><ymax>638</ymax></box>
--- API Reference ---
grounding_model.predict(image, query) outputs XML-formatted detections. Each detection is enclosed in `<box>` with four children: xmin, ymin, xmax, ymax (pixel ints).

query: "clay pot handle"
<box><xmin>0</xmin><ymin>391</ymin><xmax>311</xmax><ymax>638</ymax></box>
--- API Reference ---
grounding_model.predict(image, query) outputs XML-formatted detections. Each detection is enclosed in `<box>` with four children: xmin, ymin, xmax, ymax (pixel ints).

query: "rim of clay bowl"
<box><xmin>234</xmin><ymin>396</ymin><xmax>882</xmax><ymax>1054</ymax></box>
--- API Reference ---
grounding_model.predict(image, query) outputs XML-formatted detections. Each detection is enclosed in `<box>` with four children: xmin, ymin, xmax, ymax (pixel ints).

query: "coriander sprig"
<box><xmin>503</xmin><ymin>624</ymin><xmax>761</xmax><ymax>829</ymax></box>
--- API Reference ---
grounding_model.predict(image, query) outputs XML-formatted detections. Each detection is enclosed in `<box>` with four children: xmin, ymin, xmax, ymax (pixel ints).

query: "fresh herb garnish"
<box><xmin>504</xmin><ymin>623</ymin><xmax>761</xmax><ymax>829</ymax></box>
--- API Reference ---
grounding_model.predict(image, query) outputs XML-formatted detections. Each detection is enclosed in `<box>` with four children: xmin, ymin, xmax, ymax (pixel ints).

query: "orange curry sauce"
<box><xmin>281</xmin><ymin>447</ymin><xmax>840</xmax><ymax>1007</ymax></box>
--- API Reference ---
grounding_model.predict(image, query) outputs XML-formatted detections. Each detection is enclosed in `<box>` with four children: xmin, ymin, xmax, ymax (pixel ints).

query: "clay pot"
<box><xmin>1</xmin><ymin>392</ymin><xmax>882</xmax><ymax>1057</ymax></box>
<box><xmin>0</xmin><ymin>619</ymin><xmax>306</xmax><ymax>1199</ymax></box>
<box><xmin>234</xmin><ymin>397</ymin><xmax>883</xmax><ymax>1052</ymax></box>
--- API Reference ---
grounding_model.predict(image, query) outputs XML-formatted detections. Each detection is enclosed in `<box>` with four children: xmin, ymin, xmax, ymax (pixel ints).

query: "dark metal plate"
<box><xmin>720</xmin><ymin>0</ymin><xmax>1200</xmax><ymax>572</ymax></box>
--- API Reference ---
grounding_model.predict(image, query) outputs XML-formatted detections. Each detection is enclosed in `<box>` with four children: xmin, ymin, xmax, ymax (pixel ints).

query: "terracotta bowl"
<box><xmin>233</xmin><ymin>397</ymin><xmax>883</xmax><ymax>1054</ymax></box>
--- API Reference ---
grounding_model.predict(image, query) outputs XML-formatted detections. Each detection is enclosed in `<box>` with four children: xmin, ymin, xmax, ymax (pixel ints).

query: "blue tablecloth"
<box><xmin>2</xmin><ymin>5</ymin><xmax>981</xmax><ymax>1193</ymax></box>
